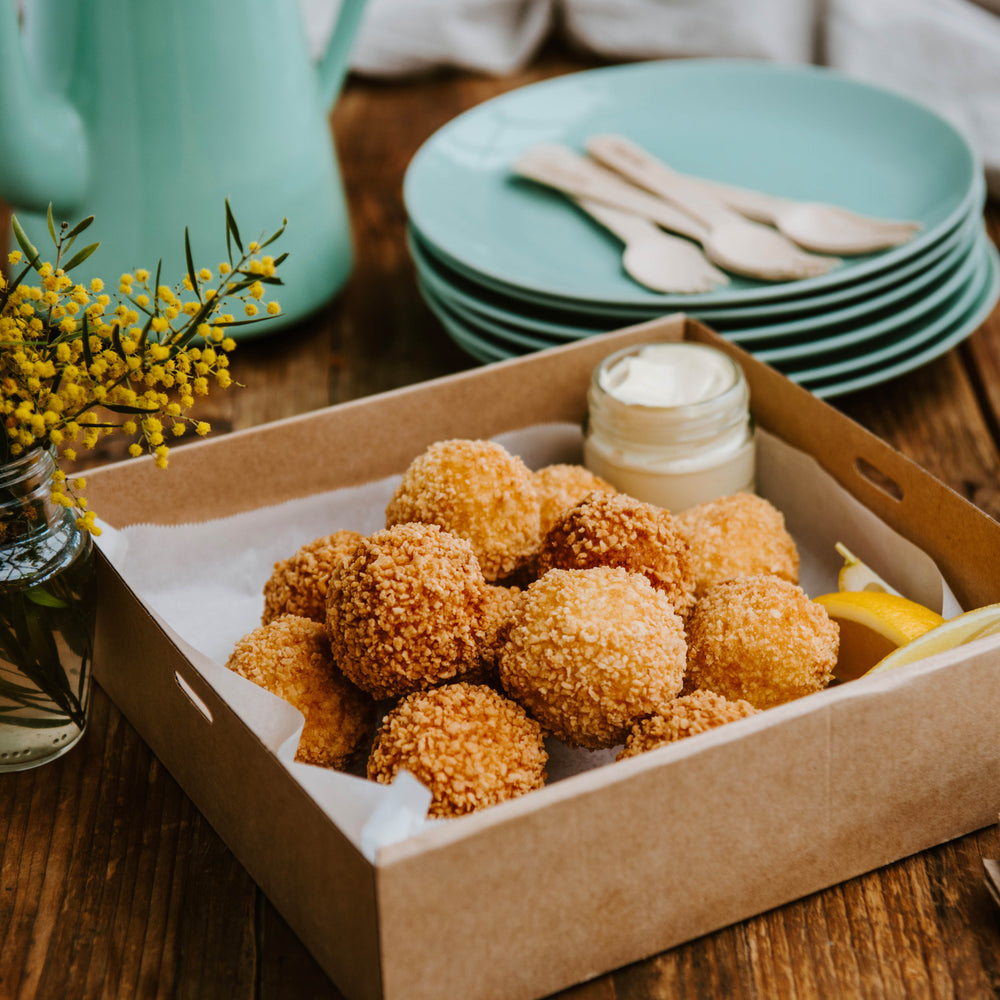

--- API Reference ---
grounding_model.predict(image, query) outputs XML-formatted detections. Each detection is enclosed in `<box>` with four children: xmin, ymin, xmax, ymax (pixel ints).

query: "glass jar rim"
<box><xmin>592</xmin><ymin>341</ymin><xmax>746</xmax><ymax>416</ymax></box>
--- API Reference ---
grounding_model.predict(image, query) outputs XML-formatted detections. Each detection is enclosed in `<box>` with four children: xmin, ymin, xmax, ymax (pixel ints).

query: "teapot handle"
<box><xmin>316</xmin><ymin>0</ymin><xmax>368</xmax><ymax>112</ymax></box>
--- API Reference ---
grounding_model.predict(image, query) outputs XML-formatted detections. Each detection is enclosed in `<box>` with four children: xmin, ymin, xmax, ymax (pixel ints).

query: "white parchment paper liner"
<box><xmin>95</xmin><ymin>423</ymin><xmax>960</xmax><ymax>861</ymax></box>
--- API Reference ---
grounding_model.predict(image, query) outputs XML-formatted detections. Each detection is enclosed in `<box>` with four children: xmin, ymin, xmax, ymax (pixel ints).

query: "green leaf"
<box><xmin>111</xmin><ymin>322</ymin><xmax>125</xmax><ymax>357</ymax></box>
<box><xmin>80</xmin><ymin>312</ymin><xmax>94</xmax><ymax>370</ymax></box>
<box><xmin>61</xmin><ymin>215</ymin><xmax>94</xmax><ymax>256</ymax></box>
<box><xmin>65</xmin><ymin>215</ymin><xmax>94</xmax><ymax>240</ymax></box>
<box><xmin>24</xmin><ymin>587</ymin><xmax>69</xmax><ymax>609</ymax></box>
<box><xmin>0</xmin><ymin>675</ymin><xmax>56</xmax><ymax>700</ymax></box>
<box><xmin>11</xmin><ymin>215</ymin><xmax>42</xmax><ymax>270</ymax></box>
<box><xmin>258</xmin><ymin>218</ymin><xmax>287</xmax><ymax>249</ymax></box>
<box><xmin>224</xmin><ymin>198</ymin><xmax>243</xmax><ymax>257</ymax></box>
<box><xmin>183</xmin><ymin>295</ymin><xmax>218</xmax><ymax>332</ymax></box>
<box><xmin>138</xmin><ymin>312</ymin><xmax>153</xmax><ymax>353</ymax></box>
<box><xmin>216</xmin><ymin>314</ymin><xmax>278</xmax><ymax>327</ymax></box>
<box><xmin>46</xmin><ymin>203</ymin><xmax>57</xmax><ymax>244</ymax></box>
<box><xmin>125</xmin><ymin>292</ymin><xmax>152</xmax><ymax>317</ymax></box>
<box><xmin>184</xmin><ymin>227</ymin><xmax>202</xmax><ymax>303</ymax></box>
<box><xmin>66</xmin><ymin>421</ymin><xmax>118</xmax><ymax>430</ymax></box>
<box><xmin>62</xmin><ymin>240</ymin><xmax>100</xmax><ymax>272</ymax></box>
<box><xmin>0</xmin><ymin>712</ymin><xmax>76</xmax><ymax>728</ymax></box>
<box><xmin>221</xmin><ymin>277</ymin><xmax>256</xmax><ymax>295</ymax></box>
<box><xmin>103</xmin><ymin>402</ymin><xmax>161</xmax><ymax>415</ymax></box>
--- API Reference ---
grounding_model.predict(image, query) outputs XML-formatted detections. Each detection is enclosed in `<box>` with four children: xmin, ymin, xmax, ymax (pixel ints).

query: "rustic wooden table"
<box><xmin>3</xmin><ymin>46</ymin><xmax>1000</xmax><ymax>1000</ymax></box>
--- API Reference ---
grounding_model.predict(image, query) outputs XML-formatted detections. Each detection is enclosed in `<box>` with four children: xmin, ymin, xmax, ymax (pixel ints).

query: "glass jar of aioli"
<box><xmin>583</xmin><ymin>342</ymin><xmax>755</xmax><ymax>512</ymax></box>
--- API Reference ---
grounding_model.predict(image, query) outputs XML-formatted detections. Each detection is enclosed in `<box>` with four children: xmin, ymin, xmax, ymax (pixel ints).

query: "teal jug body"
<box><xmin>0</xmin><ymin>0</ymin><xmax>367</xmax><ymax>333</ymax></box>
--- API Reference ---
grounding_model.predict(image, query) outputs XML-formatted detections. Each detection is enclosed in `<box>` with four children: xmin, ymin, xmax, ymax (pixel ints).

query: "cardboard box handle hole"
<box><xmin>854</xmin><ymin>456</ymin><xmax>903</xmax><ymax>502</ymax></box>
<box><xmin>174</xmin><ymin>671</ymin><xmax>214</xmax><ymax>724</ymax></box>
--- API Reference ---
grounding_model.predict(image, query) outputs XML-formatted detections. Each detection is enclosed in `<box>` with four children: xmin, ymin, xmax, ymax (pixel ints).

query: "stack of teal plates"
<box><xmin>404</xmin><ymin>60</ymin><xmax>999</xmax><ymax>398</ymax></box>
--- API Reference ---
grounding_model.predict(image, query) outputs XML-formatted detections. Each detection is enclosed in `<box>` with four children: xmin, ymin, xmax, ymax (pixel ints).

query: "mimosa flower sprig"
<box><xmin>0</xmin><ymin>201</ymin><xmax>286</xmax><ymax>533</ymax></box>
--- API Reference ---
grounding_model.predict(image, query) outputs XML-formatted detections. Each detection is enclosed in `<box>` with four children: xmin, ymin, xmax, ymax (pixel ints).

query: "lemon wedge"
<box><xmin>814</xmin><ymin>590</ymin><xmax>946</xmax><ymax>681</ymax></box>
<box><xmin>866</xmin><ymin>603</ymin><xmax>1000</xmax><ymax>675</ymax></box>
<box><xmin>835</xmin><ymin>541</ymin><xmax>900</xmax><ymax>595</ymax></box>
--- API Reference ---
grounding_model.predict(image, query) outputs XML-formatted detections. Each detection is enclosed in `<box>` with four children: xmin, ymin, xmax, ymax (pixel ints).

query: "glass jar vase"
<box><xmin>0</xmin><ymin>448</ymin><xmax>96</xmax><ymax>770</ymax></box>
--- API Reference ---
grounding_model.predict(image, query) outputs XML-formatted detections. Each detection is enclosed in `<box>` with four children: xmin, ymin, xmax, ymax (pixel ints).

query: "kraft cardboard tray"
<box><xmin>86</xmin><ymin>315</ymin><xmax>1000</xmax><ymax>1000</ymax></box>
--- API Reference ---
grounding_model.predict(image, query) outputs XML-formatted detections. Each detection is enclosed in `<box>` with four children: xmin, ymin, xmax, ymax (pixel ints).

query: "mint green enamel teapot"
<box><xmin>0</xmin><ymin>0</ymin><xmax>367</xmax><ymax>332</ymax></box>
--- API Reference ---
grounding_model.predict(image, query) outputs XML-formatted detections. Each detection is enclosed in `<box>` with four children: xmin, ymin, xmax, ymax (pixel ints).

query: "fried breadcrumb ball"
<box><xmin>676</xmin><ymin>492</ymin><xmax>799</xmax><ymax>597</ymax></box>
<box><xmin>532</xmin><ymin>463</ymin><xmax>616</xmax><ymax>537</ymax></box>
<box><xmin>499</xmin><ymin>567</ymin><xmax>687</xmax><ymax>749</ymax></box>
<box><xmin>535</xmin><ymin>492</ymin><xmax>696</xmax><ymax>620</ymax></box>
<box><xmin>367</xmin><ymin>682</ymin><xmax>547</xmax><ymax>818</ymax></box>
<box><xmin>384</xmin><ymin>438</ymin><xmax>541</xmax><ymax>581</ymax></box>
<box><xmin>226</xmin><ymin>615</ymin><xmax>374</xmax><ymax>769</ymax></box>
<box><xmin>262</xmin><ymin>530</ymin><xmax>363</xmax><ymax>624</ymax></box>
<box><xmin>684</xmin><ymin>575</ymin><xmax>838</xmax><ymax>709</ymax></box>
<box><xmin>617</xmin><ymin>690</ymin><xmax>759</xmax><ymax>760</ymax></box>
<box><xmin>468</xmin><ymin>584</ymin><xmax>523</xmax><ymax>686</ymax></box>
<box><xmin>325</xmin><ymin>522</ymin><xmax>488</xmax><ymax>700</ymax></box>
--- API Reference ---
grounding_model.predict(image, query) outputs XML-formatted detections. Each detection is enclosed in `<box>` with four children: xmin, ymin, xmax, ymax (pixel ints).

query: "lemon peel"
<box><xmin>835</xmin><ymin>541</ymin><xmax>900</xmax><ymax>595</ymax></box>
<box><xmin>866</xmin><ymin>603</ymin><xmax>1000</xmax><ymax>675</ymax></box>
<box><xmin>814</xmin><ymin>590</ymin><xmax>945</xmax><ymax>681</ymax></box>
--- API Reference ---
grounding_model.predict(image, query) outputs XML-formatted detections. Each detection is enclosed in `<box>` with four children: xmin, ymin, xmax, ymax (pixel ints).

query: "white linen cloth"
<box><xmin>302</xmin><ymin>0</ymin><xmax>1000</xmax><ymax>197</ymax></box>
<box><xmin>301</xmin><ymin>0</ymin><xmax>554</xmax><ymax>76</ymax></box>
<box><xmin>825</xmin><ymin>0</ymin><xmax>1000</xmax><ymax>197</ymax></box>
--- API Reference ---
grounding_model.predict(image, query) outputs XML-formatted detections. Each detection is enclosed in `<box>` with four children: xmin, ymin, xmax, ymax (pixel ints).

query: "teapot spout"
<box><xmin>0</xmin><ymin>0</ymin><xmax>88</xmax><ymax>213</ymax></box>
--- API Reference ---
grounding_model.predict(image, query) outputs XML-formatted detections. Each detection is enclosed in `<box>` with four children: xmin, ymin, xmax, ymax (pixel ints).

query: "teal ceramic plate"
<box><xmin>779</xmin><ymin>241</ymin><xmax>995</xmax><ymax>381</ymax></box>
<box><xmin>746</xmin><ymin>228</ymin><xmax>987</xmax><ymax>356</ymax></box>
<box><xmin>427</xmin><ymin>243</ymin><xmax>1000</xmax><ymax>397</ymax></box>
<box><xmin>808</xmin><ymin>242</ymin><xmax>1000</xmax><ymax>396</ymax></box>
<box><xmin>418</xmin><ymin>277</ymin><xmax>557</xmax><ymax>351</ymax></box>
<box><xmin>424</xmin><ymin>229</ymin><xmax>989</xmax><ymax>366</ymax></box>
<box><xmin>412</xmin><ymin>214</ymin><xmax>985</xmax><ymax>346</ymax></box>
<box><xmin>405</xmin><ymin>59</ymin><xmax>981</xmax><ymax>309</ymax></box>
<box><xmin>409</xmin><ymin>229</ymin><xmax>615</xmax><ymax>338</ymax></box>
<box><xmin>411</xmin><ymin>174</ymin><xmax>983</xmax><ymax>320</ymax></box>
<box><xmin>705</xmin><ymin>207</ymin><xmax>982</xmax><ymax>329</ymax></box>
<box><xmin>423</xmin><ymin>291</ymin><xmax>513</xmax><ymax>365</ymax></box>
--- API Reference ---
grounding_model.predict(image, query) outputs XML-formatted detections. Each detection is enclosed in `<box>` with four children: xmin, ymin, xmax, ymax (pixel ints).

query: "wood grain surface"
<box><xmin>2</xmin><ymin>43</ymin><xmax>999</xmax><ymax>1000</ymax></box>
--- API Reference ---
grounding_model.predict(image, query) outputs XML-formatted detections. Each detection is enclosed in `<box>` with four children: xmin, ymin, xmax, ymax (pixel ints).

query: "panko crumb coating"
<box><xmin>532</xmin><ymin>463</ymin><xmax>616</xmax><ymax>537</ymax></box>
<box><xmin>325</xmin><ymin>522</ymin><xmax>489</xmax><ymax>700</ymax></box>
<box><xmin>261</xmin><ymin>530</ymin><xmax>363</xmax><ymax>624</ymax></box>
<box><xmin>535</xmin><ymin>492</ymin><xmax>696</xmax><ymax>620</ymax></box>
<box><xmin>469</xmin><ymin>584</ymin><xmax>523</xmax><ymax>686</ymax></box>
<box><xmin>684</xmin><ymin>575</ymin><xmax>838</xmax><ymax>709</ymax></box>
<box><xmin>676</xmin><ymin>492</ymin><xmax>799</xmax><ymax>597</ymax></box>
<box><xmin>617</xmin><ymin>690</ymin><xmax>759</xmax><ymax>760</ymax></box>
<box><xmin>367</xmin><ymin>682</ymin><xmax>547</xmax><ymax>818</ymax></box>
<box><xmin>384</xmin><ymin>438</ymin><xmax>541</xmax><ymax>581</ymax></box>
<box><xmin>499</xmin><ymin>567</ymin><xmax>687</xmax><ymax>749</ymax></box>
<box><xmin>226</xmin><ymin>615</ymin><xmax>374</xmax><ymax>770</ymax></box>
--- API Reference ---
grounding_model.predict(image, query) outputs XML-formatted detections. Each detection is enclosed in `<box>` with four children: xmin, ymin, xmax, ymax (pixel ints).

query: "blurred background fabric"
<box><xmin>300</xmin><ymin>0</ymin><xmax>1000</xmax><ymax>196</ymax></box>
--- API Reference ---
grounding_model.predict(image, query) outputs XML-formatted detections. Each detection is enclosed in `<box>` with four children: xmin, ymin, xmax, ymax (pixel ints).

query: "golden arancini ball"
<box><xmin>684</xmin><ymin>575</ymin><xmax>838</xmax><ymax>709</ymax></box>
<box><xmin>325</xmin><ymin>522</ymin><xmax>488</xmax><ymax>700</ymax></box>
<box><xmin>468</xmin><ymin>584</ymin><xmax>523</xmax><ymax>686</ymax></box>
<box><xmin>617</xmin><ymin>690</ymin><xmax>759</xmax><ymax>760</ymax></box>
<box><xmin>367</xmin><ymin>682</ymin><xmax>547</xmax><ymax>818</ymax></box>
<box><xmin>226</xmin><ymin>615</ymin><xmax>374</xmax><ymax>769</ymax></box>
<box><xmin>499</xmin><ymin>567</ymin><xmax>687</xmax><ymax>749</ymax></box>
<box><xmin>535</xmin><ymin>492</ymin><xmax>696</xmax><ymax>620</ymax></box>
<box><xmin>384</xmin><ymin>438</ymin><xmax>541</xmax><ymax>581</ymax></box>
<box><xmin>261</xmin><ymin>530</ymin><xmax>363</xmax><ymax>624</ymax></box>
<box><xmin>532</xmin><ymin>463</ymin><xmax>616</xmax><ymax>537</ymax></box>
<box><xmin>675</xmin><ymin>492</ymin><xmax>799</xmax><ymax>597</ymax></box>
